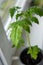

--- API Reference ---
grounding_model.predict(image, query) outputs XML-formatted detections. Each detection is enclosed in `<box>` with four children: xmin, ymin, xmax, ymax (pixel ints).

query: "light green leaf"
<box><xmin>27</xmin><ymin>45</ymin><xmax>40</xmax><ymax>60</ymax></box>
<box><xmin>31</xmin><ymin>53</ymin><xmax>38</xmax><ymax>60</ymax></box>
<box><xmin>27</xmin><ymin>48</ymin><xmax>33</xmax><ymax>54</ymax></box>
<box><xmin>17</xmin><ymin>38</ymin><xmax>24</xmax><ymax>48</ymax></box>
<box><xmin>10</xmin><ymin>25</ymin><xmax>23</xmax><ymax>47</ymax></box>
<box><xmin>33</xmin><ymin>45</ymin><xmax>40</xmax><ymax>54</ymax></box>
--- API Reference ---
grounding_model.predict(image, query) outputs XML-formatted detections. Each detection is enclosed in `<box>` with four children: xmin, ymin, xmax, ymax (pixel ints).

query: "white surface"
<box><xmin>30</xmin><ymin>16</ymin><xmax>43</xmax><ymax>49</ymax></box>
<box><xmin>0</xmin><ymin>48</ymin><xmax>8</xmax><ymax>65</ymax></box>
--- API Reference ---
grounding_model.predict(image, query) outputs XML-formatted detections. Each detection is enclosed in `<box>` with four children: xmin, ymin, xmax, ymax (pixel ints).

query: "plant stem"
<box><xmin>26</xmin><ymin>31</ymin><xmax>31</xmax><ymax>49</ymax></box>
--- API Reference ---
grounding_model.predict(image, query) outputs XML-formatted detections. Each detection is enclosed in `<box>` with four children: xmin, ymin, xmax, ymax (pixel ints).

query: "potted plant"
<box><xmin>8</xmin><ymin>6</ymin><xmax>43</xmax><ymax>65</ymax></box>
<box><xmin>31</xmin><ymin>0</ymin><xmax>43</xmax><ymax>7</ymax></box>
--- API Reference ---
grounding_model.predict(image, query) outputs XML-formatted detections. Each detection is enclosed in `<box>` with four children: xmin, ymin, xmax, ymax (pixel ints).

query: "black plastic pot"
<box><xmin>20</xmin><ymin>48</ymin><xmax>43</xmax><ymax>65</ymax></box>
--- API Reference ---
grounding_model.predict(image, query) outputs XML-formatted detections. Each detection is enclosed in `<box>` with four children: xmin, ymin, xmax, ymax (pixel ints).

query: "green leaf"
<box><xmin>27</xmin><ymin>48</ymin><xmax>33</xmax><ymax>54</ymax></box>
<box><xmin>9</xmin><ymin>19</ymin><xmax>30</xmax><ymax>33</ymax></box>
<box><xmin>29</xmin><ymin>6</ymin><xmax>43</xmax><ymax>16</ymax></box>
<box><xmin>18</xmin><ymin>19</ymin><xmax>30</xmax><ymax>33</ymax></box>
<box><xmin>33</xmin><ymin>7</ymin><xmax>43</xmax><ymax>16</ymax></box>
<box><xmin>23</xmin><ymin>24</ymin><xmax>30</xmax><ymax>33</ymax></box>
<box><xmin>10</xmin><ymin>8</ymin><xmax>16</xmax><ymax>17</ymax></box>
<box><xmin>31</xmin><ymin>52</ymin><xmax>38</xmax><ymax>60</ymax></box>
<box><xmin>27</xmin><ymin>45</ymin><xmax>40</xmax><ymax>60</ymax></box>
<box><xmin>31</xmin><ymin>17</ymin><xmax>39</xmax><ymax>24</ymax></box>
<box><xmin>18</xmin><ymin>19</ymin><xmax>31</xmax><ymax>33</ymax></box>
<box><xmin>16</xmin><ymin>12</ymin><xmax>23</xmax><ymax>20</ymax></box>
<box><xmin>26</xmin><ymin>19</ymin><xmax>32</xmax><ymax>26</ymax></box>
<box><xmin>10</xmin><ymin>25</ymin><xmax>23</xmax><ymax>47</ymax></box>
<box><xmin>8</xmin><ymin>22</ymin><xmax>17</xmax><ymax>29</ymax></box>
<box><xmin>33</xmin><ymin>45</ymin><xmax>40</xmax><ymax>54</ymax></box>
<box><xmin>10</xmin><ymin>7</ymin><xmax>20</xmax><ymax>17</ymax></box>
<box><xmin>17</xmin><ymin>38</ymin><xmax>24</xmax><ymax>48</ymax></box>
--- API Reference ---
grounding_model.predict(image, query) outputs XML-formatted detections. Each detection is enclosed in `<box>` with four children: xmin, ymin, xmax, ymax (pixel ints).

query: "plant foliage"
<box><xmin>27</xmin><ymin>45</ymin><xmax>40</xmax><ymax>59</ymax></box>
<box><xmin>10</xmin><ymin>6</ymin><xmax>20</xmax><ymax>17</ymax></box>
<box><xmin>9</xmin><ymin>6</ymin><xmax>43</xmax><ymax>59</ymax></box>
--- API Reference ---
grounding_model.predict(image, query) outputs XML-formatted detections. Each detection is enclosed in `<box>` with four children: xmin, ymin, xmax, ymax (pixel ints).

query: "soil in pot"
<box><xmin>20</xmin><ymin>48</ymin><xmax>43</xmax><ymax>65</ymax></box>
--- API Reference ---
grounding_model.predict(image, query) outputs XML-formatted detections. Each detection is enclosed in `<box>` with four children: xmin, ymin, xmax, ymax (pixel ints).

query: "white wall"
<box><xmin>30</xmin><ymin>16</ymin><xmax>43</xmax><ymax>50</ymax></box>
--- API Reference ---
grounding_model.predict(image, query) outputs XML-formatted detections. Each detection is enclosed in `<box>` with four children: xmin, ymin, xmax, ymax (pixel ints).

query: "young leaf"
<box><xmin>30</xmin><ymin>6</ymin><xmax>43</xmax><ymax>16</ymax></box>
<box><xmin>27</xmin><ymin>45</ymin><xmax>40</xmax><ymax>60</ymax></box>
<box><xmin>31</xmin><ymin>17</ymin><xmax>39</xmax><ymax>24</ymax></box>
<box><xmin>10</xmin><ymin>7</ymin><xmax>20</xmax><ymax>17</ymax></box>
<box><xmin>27</xmin><ymin>47</ymin><xmax>33</xmax><ymax>54</ymax></box>
<box><xmin>33</xmin><ymin>45</ymin><xmax>40</xmax><ymax>54</ymax></box>
<box><xmin>10</xmin><ymin>7</ymin><xmax>16</xmax><ymax>17</ymax></box>
<box><xmin>16</xmin><ymin>12</ymin><xmax>23</xmax><ymax>20</ymax></box>
<box><xmin>34</xmin><ymin>7</ymin><xmax>43</xmax><ymax>16</ymax></box>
